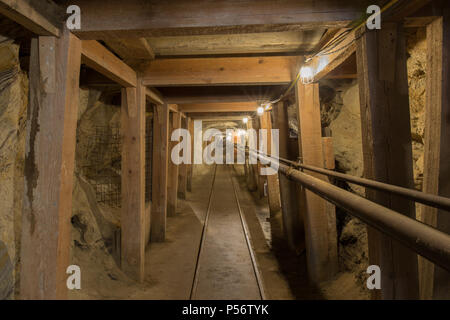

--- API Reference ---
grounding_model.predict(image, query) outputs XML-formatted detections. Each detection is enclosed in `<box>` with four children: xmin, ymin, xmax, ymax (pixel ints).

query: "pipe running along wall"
<box><xmin>244</xmin><ymin>147</ymin><xmax>450</xmax><ymax>272</ymax></box>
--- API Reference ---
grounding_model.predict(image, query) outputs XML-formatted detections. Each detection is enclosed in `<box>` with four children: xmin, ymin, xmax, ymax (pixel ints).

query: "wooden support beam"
<box><xmin>81</xmin><ymin>40</ymin><xmax>137</xmax><ymax>87</ymax></box>
<box><xmin>0</xmin><ymin>0</ymin><xmax>60</xmax><ymax>36</ymax></box>
<box><xmin>141</xmin><ymin>56</ymin><xmax>300</xmax><ymax>86</ymax></box>
<box><xmin>168</xmin><ymin>104</ymin><xmax>179</xmax><ymax>113</ymax></box>
<box><xmin>252</xmin><ymin>117</ymin><xmax>266</xmax><ymax>199</ymax></box>
<box><xmin>261</xmin><ymin>112</ymin><xmax>281</xmax><ymax>216</ymax></box>
<box><xmin>20</xmin><ymin>29</ymin><xmax>81</xmax><ymax>299</ymax></box>
<box><xmin>419</xmin><ymin>11</ymin><xmax>450</xmax><ymax>300</ymax></box>
<box><xmin>246</xmin><ymin>120</ymin><xmax>258</xmax><ymax>192</ymax></box>
<box><xmin>145</xmin><ymin>87</ymin><xmax>164</xmax><ymax>105</ymax></box>
<box><xmin>355</xmin><ymin>24</ymin><xmax>419</xmax><ymax>299</ymax></box>
<box><xmin>167</xmin><ymin>112</ymin><xmax>182</xmax><ymax>216</ymax></box>
<box><xmin>151</xmin><ymin>104</ymin><xmax>169</xmax><ymax>242</ymax></box>
<box><xmin>179</xmin><ymin>102</ymin><xmax>258</xmax><ymax>113</ymax></box>
<box><xmin>313</xmin><ymin>28</ymin><xmax>356</xmax><ymax>81</ymax></box>
<box><xmin>272</xmin><ymin>101</ymin><xmax>304</xmax><ymax>254</ymax></box>
<box><xmin>64</xmin><ymin>0</ymin><xmax>370</xmax><ymax>39</ymax></box>
<box><xmin>121</xmin><ymin>83</ymin><xmax>146</xmax><ymax>282</ymax></box>
<box><xmin>104</xmin><ymin>38</ymin><xmax>155</xmax><ymax>61</ymax></box>
<box><xmin>187</xmin><ymin>118</ymin><xmax>194</xmax><ymax>192</ymax></box>
<box><xmin>178</xmin><ymin>117</ymin><xmax>189</xmax><ymax>200</ymax></box>
<box><xmin>295</xmin><ymin>81</ymin><xmax>337</xmax><ymax>283</ymax></box>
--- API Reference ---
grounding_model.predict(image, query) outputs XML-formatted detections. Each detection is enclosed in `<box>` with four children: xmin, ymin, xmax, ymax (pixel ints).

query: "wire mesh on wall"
<box><xmin>82</xmin><ymin>125</ymin><xmax>122</xmax><ymax>208</ymax></box>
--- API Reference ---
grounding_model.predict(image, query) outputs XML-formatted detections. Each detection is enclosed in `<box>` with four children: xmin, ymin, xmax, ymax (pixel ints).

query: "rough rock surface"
<box><xmin>0</xmin><ymin>41</ymin><xmax>28</xmax><ymax>299</ymax></box>
<box><xmin>406</xmin><ymin>29</ymin><xmax>427</xmax><ymax>191</ymax></box>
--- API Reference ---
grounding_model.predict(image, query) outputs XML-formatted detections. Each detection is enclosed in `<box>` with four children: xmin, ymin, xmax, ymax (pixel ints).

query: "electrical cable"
<box><xmin>259</xmin><ymin>0</ymin><xmax>400</xmax><ymax>108</ymax></box>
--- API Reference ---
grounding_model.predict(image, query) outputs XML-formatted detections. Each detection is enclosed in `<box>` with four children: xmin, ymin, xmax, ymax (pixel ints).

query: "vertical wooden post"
<box><xmin>187</xmin><ymin>118</ymin><xmax>194</xmax><ymax>192</ymax></box>
<box><xmin>167</xmin><ymin>112</ymin><xmax>181</xmax><ymax>216</ymax></box>
<box><xmin>419</xmin><ymin>12</ymin><xmax>450</xmax><ymax>300</ymax></box>
<box><xmin>255</xmin><ymin>116</ymin><xmax>266</xmax><ymax>198</ymax></box>
<box><xmin>151</xmin><ymin>104</ymin><xmax>169</xmax><ymax>242</ymax></box>
<box><xmin>272</xmin><ymin>101</ymin><xmax>305</xmax><ymax>253</ymax></box>
<box><xmin>178</xmin><ymin>116</ymin><xmax>189</xmax><ymax>199</ymax></box>
<box><xmin>295</xmin><ymin>81</ymin><xmax>337</xmax><ymax>283</ymax></box>
<box><xmin>355</xmin><ymin>24</ymin><xmax>419</xmax><ymax>299</ymax></box>
<box><xmin>261</xmin><ymin>112</ymin><xmax>281</xmax><ymax>215</ymax></box>
<box><xmin>246</xmin><ymin>120</ymin><xmax>257</xmax><ymax>192</ymax></box>
<box><xmin>121</xmin><ymin>82</ymin><xmax>146</xmax><ymax>282</ymax></box>
<box><xmin>21</xmin><ymin>29</ymin><xmax>81</xmax><ymax>299</ymax></box>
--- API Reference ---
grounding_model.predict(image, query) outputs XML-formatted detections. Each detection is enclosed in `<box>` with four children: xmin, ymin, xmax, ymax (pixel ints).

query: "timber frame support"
<box><xmin>356</xmin><ymin>24</ymin><xmax>419</xmax><ymax>299</ymax></box>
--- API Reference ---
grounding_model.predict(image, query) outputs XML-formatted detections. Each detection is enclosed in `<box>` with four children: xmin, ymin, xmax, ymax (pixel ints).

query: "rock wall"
<box><xmin>406</xmin><ymin>28</ymin><xmax>427</xmax><ymax>191</ymax></box>
<box><xmin>0</xmin><ymin>41</ymin><xmax>28</xmax><ymax>299</ymax></box>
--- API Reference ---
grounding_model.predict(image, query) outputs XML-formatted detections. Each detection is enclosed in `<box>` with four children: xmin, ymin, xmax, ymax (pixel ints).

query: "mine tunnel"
<box><xmin>0</xmin><ymin>0</ymin><xmax>449</xmax><ymax>302</ymax></box>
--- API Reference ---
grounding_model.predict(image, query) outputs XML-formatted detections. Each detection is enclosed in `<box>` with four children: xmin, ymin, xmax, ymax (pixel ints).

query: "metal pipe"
<box><xmin>247</xmin><ymin>148</ymin><xmax>450</xmax><ymax>272</ymax></box>
<box><xmin>244</xmin><ymin>146</ymin><xmax>450</xmax><ymax>212</ymax></box>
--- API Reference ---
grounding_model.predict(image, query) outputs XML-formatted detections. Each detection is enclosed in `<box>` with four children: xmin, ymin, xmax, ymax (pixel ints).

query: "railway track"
<box><xmin>190</xmin><ymin>165</ymin><xmax>266</xmax><ymax>300</ymax></box>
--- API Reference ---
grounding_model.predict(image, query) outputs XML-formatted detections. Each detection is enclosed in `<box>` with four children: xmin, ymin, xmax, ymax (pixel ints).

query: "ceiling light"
<box><xmin>257</xmin><ymin>106</ymin><xmax>264</xmax><ymax>116</ymax></box>
<box><xmin>300</xmin><ymin>66</ymin><xmax>314</xmax><ymax>84</ymax></box>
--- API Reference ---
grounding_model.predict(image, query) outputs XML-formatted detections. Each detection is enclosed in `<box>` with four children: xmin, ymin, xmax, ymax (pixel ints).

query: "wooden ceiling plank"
<box><xmin>179</xmin><ymin>102</ymin><xmax>258</xmax><ymax>113</ymax></box>
<box><xmin>61</xmin><ymin>0</ymin><xmax>371</xmax><ymax>39</ymax></box>
<box><xmin>81</xmin><ymin>40</ymin><xmax>137</xmax><ymax>87</ymax></box>
<box><xmin>141</xmin><ymin>56</ymin><xmax>301</xmax><ymax>86</ymax></box>
<box><xmin>0</xmin><ymin>0</ymin><xmax>60</xmax><ymax>36</ymax></box>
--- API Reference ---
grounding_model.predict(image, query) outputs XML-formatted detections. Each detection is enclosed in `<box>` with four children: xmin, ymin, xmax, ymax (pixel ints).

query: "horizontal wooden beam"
<box><xmin>104</xmin><ymin>38</ymin><xmax>155</xmax><ymax>61</ymax></box>
<box><xmin>145</xmin><ymin>87</ymin><xmax>164</xmax><ymax>105</ymax></box>
<box><xmin>168</xmin><ymin>104</ymin><xmax>179</xmax><ymax>113</ymax></box>
<box><xmin>81</xmin><ymin>40</ymin><xmax>137</xmax><ymax>87</ymax></box>
<box><xmin>187</xmin><ymin>111</ymin><xmax>252</xmax><ymax>119</ymax></box>
<box><xmin>179</xmin><ymin>102</ymin><xmax>258</xmax><ymax>113</ymax></box>
<box><xmin>313</xmin><ymin>28</ymin><xmax>356</xmax><ymax>81</ymax></box>
<box><xmin>62</xmin><ymin>0</ymin><xmax>371</xmax><ymax>39</ymax></box>
<box><xmin>141</xmin><ymin>56</ymin><xmax>300</xmax><ymax>86</ymax></box>
<box><xmin>0</xmin><ymin>0</ymin><xmax>60</xmax><ymax>36</ymax></box>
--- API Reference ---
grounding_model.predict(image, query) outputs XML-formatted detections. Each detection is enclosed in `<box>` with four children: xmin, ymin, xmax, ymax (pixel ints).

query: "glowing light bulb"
<box><xmin>257</xmin><ymin>106</ymin><xmax>264</xmax><ymax>116</ymax></box>
<box><xmin>264</xmin><ymin>103</ymin><xmax>271</xmax><ymax>110</ymax></box>
<box><xmin>243</xmin><ymin>117</ymin><xmax>248</xmax><ymax>124</ymax></box>
<box><xmin>300</xmin><ymin>66</ymin><xmax>314</xmax><ymax>84</ymax></box>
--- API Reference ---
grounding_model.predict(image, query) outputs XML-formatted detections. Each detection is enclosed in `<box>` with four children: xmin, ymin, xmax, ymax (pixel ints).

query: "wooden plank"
<box><xmin>419</xmin><ymin>13</ymin><xmax>450</xmax><ymax>300</ymax></box>
<box><xmin>151</xmin><ymin>104</ymin><xmax>169</xmax><ymax>242</ymax></box>
<box><xmin>145</xmin><ymin>87</ymin><xmax>164</xmax><ymax>105</ymax></box>
<box><xmin>20</xmin><ymin>29</ymin><xmax>81</xmax><ymax>299</ymax></box>
<box><xmin>178</xmin><ymin>117</ymin><xmax>189</xmax><ymax>200</ymax></box>
<box><xmin>295</xmin><ymin>81</ymin><xmax>337</xmax><ymax>283</ymax></box>
<box><xmin>179</xmin><ymin>102</ymin><xmax>258</xmax><ymax>113</ymax></box>
<box><xmin>355</xmin><ymin>24</ymin><xmax>419</xmax><ymax>299</ymax></box>
<box><xmin>65</xmin><ymin>0</ymin><xmax>370</xmax><ymax>39</ymax></box>
<box><xmin>261</xmin><ymin>112</ymin><xmax>281</xmax><ymax>215</ymax></box>
<box><xmin>105</xmin><ymin>38</ymin><xmax>155</xmax><ymax>61</ymax></box>
<box><xmin>141</xmin><ymin>56</ymin><xmax>300</xmax><ymax>86</ymax></box>
<box><xmin>167</xmin><ymin>112</ymin><xmax>182</xmax><ymax>216</ymax></box>
<box><xmin>168</xmin><ymin>104</ymin><xmax>179</xmax><ymax>113</ymax></box>
<box><xmin>187</xmin><ymin>118</ymin><xmax>194</xmax><ymax>192</ymax></box>
<box><xmin>0</xmin><ymin>0</ymin><xmax>60</xmax><ymax>36</ymax></box>
<box><xmin>121</xmin><ymin>83</ymin><xmax>146</xmax><ymax>282</ymax></box>
<box><xmin>147</xmin><ymin>31</ymin><xmax>324</xmax><ymax>56</ymax></box>
<box><xmin>272</xmin><ymin>101</ymin><xmax>304</xmax><ymax>254</ymax></box>
<box><xmin>314</xmin><ymin>29</ymin><xmax>356</xmax><ymax>81</ymax></box>
<box><xmin>81</xmin><ymin>40</ymin><xmax>137</xmax><ymax>87</ymax></box>
<box><xmin>245</xmin><ymin>120</ymin><xmax>258</xmax><ymax>192</ymax></box>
